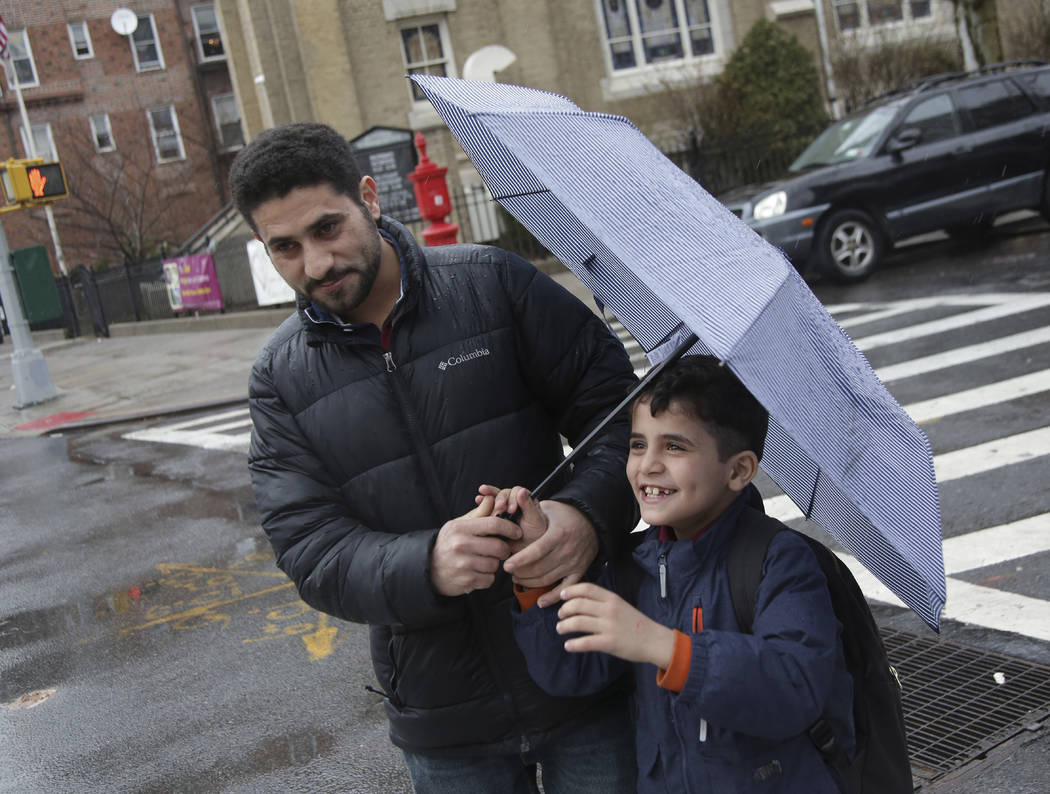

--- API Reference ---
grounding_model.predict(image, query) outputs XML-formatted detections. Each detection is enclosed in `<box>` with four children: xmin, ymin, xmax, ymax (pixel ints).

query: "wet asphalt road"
<box><xmin>2</xmin><ymin>215</ymin><xmax>1050</xmax><ymax>792</ymax></box>
<box><xmin>0</xmin><ymin>436</ymin><xmax>410</xmax><ymax>793</ymax></box>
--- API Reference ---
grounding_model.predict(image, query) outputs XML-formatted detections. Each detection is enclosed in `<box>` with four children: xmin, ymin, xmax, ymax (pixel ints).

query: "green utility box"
<box><xmin>12</xmin><ymin>245</ymin><xmax>62</xmax><ymax>324</ymax></box>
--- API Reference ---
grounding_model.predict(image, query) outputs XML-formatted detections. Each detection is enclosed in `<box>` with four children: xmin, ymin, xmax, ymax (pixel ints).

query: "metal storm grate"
<box><xmin>881</xmin><ymin>629</ymin><xmax>1050</xmax><ymax>781</ymax></box>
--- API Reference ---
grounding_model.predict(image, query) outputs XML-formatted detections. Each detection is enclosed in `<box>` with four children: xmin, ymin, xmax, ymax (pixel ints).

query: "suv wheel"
<box><xmin>815</xmin><ymin>209</ymin><xmax>884</xmax><ymax>283</ymax></box>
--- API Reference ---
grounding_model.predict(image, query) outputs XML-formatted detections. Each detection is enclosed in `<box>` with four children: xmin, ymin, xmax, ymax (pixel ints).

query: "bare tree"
<box><xmin>51</xmin><ymin>123</ymin><xmax>220</xmax><ymax>268</ymax></box>
<box><xmin>829</xmin><ymin>30</ymin><xmax>962</xmax><ymax>111</ymax></box>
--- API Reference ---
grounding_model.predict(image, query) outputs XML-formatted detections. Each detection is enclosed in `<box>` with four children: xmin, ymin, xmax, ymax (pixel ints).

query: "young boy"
<box><xmin>502</xmin><ymin>354</ymin><xmax>855</xmax><ymax>793</ymax></box>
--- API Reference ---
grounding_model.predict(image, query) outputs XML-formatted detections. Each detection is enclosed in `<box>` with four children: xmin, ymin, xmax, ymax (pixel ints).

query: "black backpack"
<box><xmin>727</xmin><ymin>514</ymin><xmax>913</xmax><ymax>794</ymax></box>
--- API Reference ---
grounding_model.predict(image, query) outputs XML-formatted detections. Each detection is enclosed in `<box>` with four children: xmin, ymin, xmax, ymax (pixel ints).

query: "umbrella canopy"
<box><xmin>412</xmin><ymin>75</ymin><xmax>945</xmax><ymax>632</ymax></box>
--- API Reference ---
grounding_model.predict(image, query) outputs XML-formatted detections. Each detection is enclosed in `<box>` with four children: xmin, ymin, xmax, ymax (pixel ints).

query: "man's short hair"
<box><xmin>635</xmin><ymin>354</ymin><xmax>768</xmax><ymax>461</ymax></box>
<box><xmin>229</xmin><ymin>122</ymin><xmax>364</xmax><ymax>231</ymax></box>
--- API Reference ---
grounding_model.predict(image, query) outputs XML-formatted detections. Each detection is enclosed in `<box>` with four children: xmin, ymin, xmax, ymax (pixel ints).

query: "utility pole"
<box><xmin>0</xmin><ymin>216</ymin><xmax>57</xmax><ymax>406</ymax></box>
<box><xmin>1</xmin><ymin>53</ymin><xmax>69</xmax><ymax>276</ymax></box>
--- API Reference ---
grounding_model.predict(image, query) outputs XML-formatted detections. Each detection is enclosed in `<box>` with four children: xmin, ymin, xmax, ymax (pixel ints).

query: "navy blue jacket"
<box><xmin>513</xmin><ymin>491</ymin><xmax>855</xmax><ymax>792</ymax></box>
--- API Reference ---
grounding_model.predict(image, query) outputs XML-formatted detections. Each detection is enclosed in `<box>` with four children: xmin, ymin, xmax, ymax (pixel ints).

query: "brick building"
<box><xmin>215</xmin><ymin>1</ymin><xmax>984</xmax><ymax>190</ymax></box>
<box><xmin>0</xmin><ymin>1</ymin><xmax>243</xmax><ymax>272</ymax></box>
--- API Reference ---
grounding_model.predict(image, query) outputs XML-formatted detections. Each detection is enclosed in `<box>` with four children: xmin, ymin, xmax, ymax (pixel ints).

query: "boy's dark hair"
<box><xmin>229</xmin><ymin>122</ymin><xmax>364</xmax><ymax>232</ymax></box>
<box><xmin>636</xmin><ymin>354</ymin><xmax>768</xmax><ymax>461</ymax></box>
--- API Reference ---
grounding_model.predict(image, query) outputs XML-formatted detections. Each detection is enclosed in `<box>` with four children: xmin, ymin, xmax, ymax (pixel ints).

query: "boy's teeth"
<box><xmin>644</xmin><ymin>486</ymin><xmax>671</xmax><ymax>496</ymax></box>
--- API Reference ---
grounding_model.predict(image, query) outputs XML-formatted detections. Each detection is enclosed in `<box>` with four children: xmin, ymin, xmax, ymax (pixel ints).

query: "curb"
<box><xmin>43</xmin><ymin>394</ymin><xmax>249</xmax><ymax>435</ymax></box>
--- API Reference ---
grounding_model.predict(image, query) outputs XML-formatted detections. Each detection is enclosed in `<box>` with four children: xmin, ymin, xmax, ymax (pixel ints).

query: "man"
<box><xmin>229</xmin><ymin>122</ymin><xmax>639</xmax><ymax>792</ymax></box>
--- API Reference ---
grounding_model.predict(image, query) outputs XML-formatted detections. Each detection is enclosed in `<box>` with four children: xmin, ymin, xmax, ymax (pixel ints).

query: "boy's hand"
<box><xmin>476</xmin><ymin>485</ymin><xmax>547</xmax><ymax>553</ymax></box>
<box><xmin>556</xmin><ymin>582</ymin><xmax>675</xmax><ymax>669</ymax></box>
<box><xmin>431</xmin><ymin>495</ymin><xmax>522</xmax><ymax>597</ymax></box>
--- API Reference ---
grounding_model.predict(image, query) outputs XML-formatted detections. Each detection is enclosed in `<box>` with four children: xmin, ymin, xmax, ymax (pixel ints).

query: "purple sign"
<box><xmin>163</xmin><ymin>254</ymin><xmax>223</xmax><ymax>312</ymax></box>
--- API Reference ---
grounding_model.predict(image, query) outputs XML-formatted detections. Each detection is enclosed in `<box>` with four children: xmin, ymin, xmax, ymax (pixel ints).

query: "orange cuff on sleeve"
<box><xmin>656</xmin><ymin>629</ymin><xmax>692</xmax><ymax>693</ymax></box>
<box><xmin>513</xmin><ymin>582</ymin><xmax>558</xmax><ymax>611</ymax></box>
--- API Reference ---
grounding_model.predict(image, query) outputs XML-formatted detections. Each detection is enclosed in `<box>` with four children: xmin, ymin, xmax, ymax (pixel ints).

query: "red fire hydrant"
<box><xmin>408</xmin><ymin>131</ymin><xmax>459</xmax><ymax>246</ymax></box>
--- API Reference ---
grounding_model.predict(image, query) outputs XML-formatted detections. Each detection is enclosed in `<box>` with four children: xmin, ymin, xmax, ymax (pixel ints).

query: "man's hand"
<box><xmin>556</xmin><ymin>582</ymin><xmax>675</xmax><ymax>669</ymax></box>
<box><xmin>431</xmin><ymin>495</ymin><xmax>522</xmax><ymax>597</ymax></box>
<box><xmin>502</xmin><ymin>497</ymin><xmax>599</xmax><ymax>608</ymax></box>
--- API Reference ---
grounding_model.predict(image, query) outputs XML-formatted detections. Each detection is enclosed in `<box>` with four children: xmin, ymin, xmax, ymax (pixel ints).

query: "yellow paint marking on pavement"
<box><xmin>153</xmin><ymin>563</ymin><xmax>287</xmax><ymax>578</ymax></box>
<box><xmin>122</xmin><ymin>582</ymin><xmax>293</xmax><ymax>633</ymax></box>
<box><xmin>301</xmin><ymin>612</ymin><xmax>339</xmax><ymax>661</ymax></box>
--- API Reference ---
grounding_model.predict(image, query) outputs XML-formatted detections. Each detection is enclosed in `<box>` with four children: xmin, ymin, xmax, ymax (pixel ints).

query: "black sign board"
<box><xmin>350</xmin><ymin>126</ymin><xmax>421</xmax><ymax>224</ymax></box>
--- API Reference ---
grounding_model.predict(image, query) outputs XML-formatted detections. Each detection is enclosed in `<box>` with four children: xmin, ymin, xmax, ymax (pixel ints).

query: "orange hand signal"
<box><xmin>29</xmin><ymin>168</ymin><xmax>47</xmax><ymax>198</ymax></box>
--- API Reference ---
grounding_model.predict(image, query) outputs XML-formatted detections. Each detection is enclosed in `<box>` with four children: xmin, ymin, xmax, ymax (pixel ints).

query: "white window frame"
<box><xmin>67</xmin><ymin>21</ymin><xmax>94</xmax><ymax>60</ymax></box>
<box><xmin>191</xmin><ymin>4</ymin><xmax>226</xmax><ymax>62</ymax></box>
<box><xmin>20</xmin><ymin>123</ymin><xmax>58</xmax><ymax>161</ymax></box>
<box><xmin>90</xmin><ymin>114</ymin><xmax>116</xmax><ymax>152</ymax></box>
<box><xmin>147</xmin><ymin>105</ymin><xmax>185</xmax><ymax>163</ymax></box>
<box><xmin>833</xmin><ymin>0</ymin><xmax>937</xmax><ymax>34</ymax></box>
<box><xmin>6</xmin><ymin>29</ymin><xmax>39</xmax><ymax>89</ymax></box>
<box><xmin>399</xmin><ymin>17</ymin><xmax>455</xmax><ymax>104</ymax></box>
<box><xmin>211</xmin><ymin>93</ymin><xmax>244</xmax><ymax>151</ymax></box>
<box><xmin>130</xmin><ymin>14</ymin><xmax>165</xmax><ymax>72</ymax></box>
<box><xmin>595</xmin><ymin>0</ymin><xmax>729</xmax><ymax>101</ymax></box>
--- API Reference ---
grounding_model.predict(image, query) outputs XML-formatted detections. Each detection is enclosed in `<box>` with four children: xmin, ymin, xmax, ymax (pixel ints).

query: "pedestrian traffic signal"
<box><xmin>1</xmin><ymin>158</ymin><xmax>69</xmax><ymax>208</ymax></box>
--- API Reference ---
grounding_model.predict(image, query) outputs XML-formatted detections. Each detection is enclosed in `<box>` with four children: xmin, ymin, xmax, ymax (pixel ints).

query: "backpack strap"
<box><xmin>726</xmin><ymin>512</ymin><xmax>783</xmax><ymax>633</ymax></box>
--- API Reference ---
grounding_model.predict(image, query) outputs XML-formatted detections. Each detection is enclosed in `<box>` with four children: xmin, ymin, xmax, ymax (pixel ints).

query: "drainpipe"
<box><xmin>813</xmin><ymin>0</ymin><xmax>843</xmax><ymax>119</ymax></box>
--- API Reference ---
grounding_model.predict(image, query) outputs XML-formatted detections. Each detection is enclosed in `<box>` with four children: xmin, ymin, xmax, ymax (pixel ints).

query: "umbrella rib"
<box><xmin>491</xmin><ymin>188</ymin><xmax>552</xmax><ymax>200</ymax></box>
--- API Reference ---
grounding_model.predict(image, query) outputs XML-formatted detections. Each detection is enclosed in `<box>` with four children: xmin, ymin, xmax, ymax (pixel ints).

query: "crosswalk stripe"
<box><xmin>875</xmin><ymin>327</ymin><xmax>1050</xmax><ymax>382</ymax></box>
<box><xmin>905</xmin><ymin>368</ymin><xmax>1050</xmax><ymax>423</ymax></box>
<box><xmin>941</xmin><ymin>512</ymin><xmax>1050</xmax><ymax>575</ymax></box>
<box><xmin>851</xmin><ymin>294</ymin><xmax>1050</xmax><ymax>352</ymax></box>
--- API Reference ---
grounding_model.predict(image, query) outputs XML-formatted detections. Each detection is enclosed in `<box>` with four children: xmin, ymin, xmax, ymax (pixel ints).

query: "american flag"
<box><xmin>0</xmin><ymin>14</ymin><xmax>8</xmax><ymax>60</ymax></box>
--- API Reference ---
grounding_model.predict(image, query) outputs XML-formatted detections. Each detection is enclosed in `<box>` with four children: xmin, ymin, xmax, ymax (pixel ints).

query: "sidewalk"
<box><xmin>1</xmin><ymin>264</ymin><xmax>593</xmax><ymax>438</ymax></box>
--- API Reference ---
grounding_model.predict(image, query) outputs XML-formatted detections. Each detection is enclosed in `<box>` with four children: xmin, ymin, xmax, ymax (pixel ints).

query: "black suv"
<box><xmin>721</xmin><ymin>61</ymin><xmax>1050</xmax><ymax>282</ymax></box>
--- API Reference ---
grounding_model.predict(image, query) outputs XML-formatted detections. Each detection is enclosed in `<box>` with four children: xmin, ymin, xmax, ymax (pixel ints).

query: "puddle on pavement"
<box><xmin>139</xmin><ymin>730</ymin><xmax>337</xmax><ymax>792</ymax></box>
<box><xmin>0</xmin><ymin>534</ymin><xmax>276</xmax><ymax>653</ymax></box>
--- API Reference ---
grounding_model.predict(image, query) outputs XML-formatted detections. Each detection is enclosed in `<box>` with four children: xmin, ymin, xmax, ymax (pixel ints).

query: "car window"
<box><xmin>1015</xmin><ymin>69</ymin><xmax>1050</xmax><ymax>107</ymax></box>
<box><xmin>954</xmin><ymin>78</ymin><xmax>1035</xmax><ymax>130</ymax></box>
<box><xmin>900</xmin><ymin>94</ymin><xmax>958</xmax><ymax>145</ymax></box>
<box><xmin>789</xmin><ymin>104</ymin><xmax>899</xmax><ymax>171</ymax></box>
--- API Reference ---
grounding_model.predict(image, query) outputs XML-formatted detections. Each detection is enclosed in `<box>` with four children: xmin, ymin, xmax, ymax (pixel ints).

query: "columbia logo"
<box><xmin>438</xmin><ymin>347</ymin><xmax>491</xmax><ymax>371</ymax></box>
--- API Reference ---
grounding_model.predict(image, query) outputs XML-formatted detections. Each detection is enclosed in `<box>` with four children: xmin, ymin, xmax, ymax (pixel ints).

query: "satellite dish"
<box><xmin>463</xmin><ymin>45</ymin><xmax>517</xmax><ymax>82</ymax></box>
<box><xmin>110</xmin><ymin>8</ymin><xmax>138</xmax><ymax>36</ymax></box>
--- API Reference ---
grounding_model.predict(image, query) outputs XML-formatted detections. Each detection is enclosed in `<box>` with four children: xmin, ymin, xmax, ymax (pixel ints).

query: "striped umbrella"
<box><xmin>412</xmin><ymin>75</ymin><xmax>945</xmax><ymax>632</ymax></box>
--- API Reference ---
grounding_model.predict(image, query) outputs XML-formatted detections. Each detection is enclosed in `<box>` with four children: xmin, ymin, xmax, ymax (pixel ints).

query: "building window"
<box><xmin>90</xmin><ymin>114</ymin><xmax>116</xmax><ymax>152</ymax></box>
<box><xmin>401</xmin><ymin>21</ymin><xmax>452</xmax><ymax>101</ymax></box>
<box><xmin>148</xmin><ymin>106</ymin><xmax>185</xmax><ymax>162</ymax></box>
<box><xmin>20</xmin><ymin>123</ymin><xmax>58</xmax><ymax>160</ymax></box>
<box><xmin>835</xmin><ymin>0</ymin><xmax>933</xmax><ymax>31</ymax></box>
<box><xmin>211</xmin><ymin>93</ymin><xmax>244</xmax><ymax>150</ymax></box>
<box><xmin>598</xmin><ymin>0</ymin><xmax>715</xmax><ymax>71</ymax></box>
<box><xmin>67</xmin><ymin>21</ymin><xmax>94</xmax><ymax>59</ymax></box>
<box><xmin>131</xmin><ymin>14</ymin><xmax>164</xmax><ymax>71</ymax></box>
<box><xmin>5</xmin><ymin>29</ymin><xmax>39</xmax><ymax>88</ymax></box>
<box><xmin>191</xmin><ymin>4</ymin><xmax>225</xmax><ymax>61</ymax></box>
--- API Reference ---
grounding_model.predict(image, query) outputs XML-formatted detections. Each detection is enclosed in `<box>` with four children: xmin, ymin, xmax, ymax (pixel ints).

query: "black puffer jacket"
<box><xmin>248</xmin><ymin>217</ymin><xmax>638</xmax><ymax>755</ymax></box>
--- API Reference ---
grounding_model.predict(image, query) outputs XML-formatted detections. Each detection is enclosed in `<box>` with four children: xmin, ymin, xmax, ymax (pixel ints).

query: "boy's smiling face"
<box><xmin>627</xmin><ymin>398</ymin><xmax>751</xmax><ymax>541</ymax></box>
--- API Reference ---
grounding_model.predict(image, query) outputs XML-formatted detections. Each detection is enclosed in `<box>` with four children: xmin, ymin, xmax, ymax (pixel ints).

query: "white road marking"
<box><xmin>850</xmin><ymin>294</ymin><xmax>1050</xmax><ymax>352</ymax></box>
<box><xmin>875</xmin><ymin>327</ymin><xmax>1050</xmax><ymax>382</ymax></box>
<box><xmin>905</xmin><ymin>368</ymin><xmax>1050</xmax><ymax>423</ymax></box>
<box><xmin>839</xmin><ymin>555</ymin><xmax>1050</xmax><ymax>643</ymax></box>
<box><xmin>941</xmin><ymin>513</ymin><xmax>1050</xmax><ymax>576</ymax></box>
